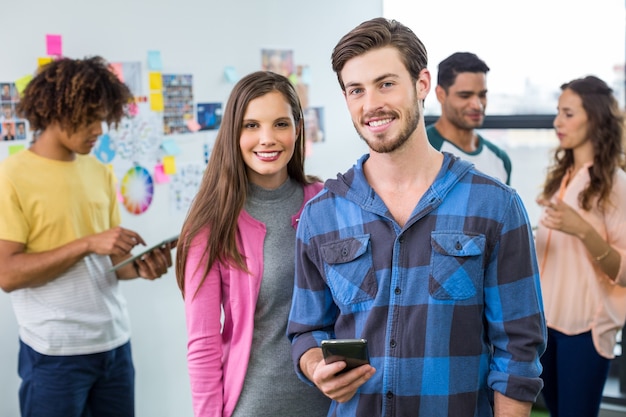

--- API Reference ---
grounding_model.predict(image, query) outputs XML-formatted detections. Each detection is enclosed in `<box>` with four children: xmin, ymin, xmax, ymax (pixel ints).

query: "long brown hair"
<box><xmin>540</xmin><ymin>75</ymin><xmax>625</xmax><ymax>211</ymax></box>
<box><xmin>175</xmin><ymin>71</ymin><xmax>318</xmax><ymax>297</ymax></box>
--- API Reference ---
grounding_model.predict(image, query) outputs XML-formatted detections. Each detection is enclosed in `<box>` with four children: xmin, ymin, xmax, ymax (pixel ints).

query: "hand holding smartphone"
<box><xmin>321</xmin><ymin>338</ymin><xmax>369</xmax><ymax>374</ymax></box>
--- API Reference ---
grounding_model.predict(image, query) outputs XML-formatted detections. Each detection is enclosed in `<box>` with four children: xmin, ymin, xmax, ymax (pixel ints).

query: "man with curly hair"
<box><xmin>0</xmin><ymin>56</ymin><xmax>174</xmax><ymax>417</ymax></box>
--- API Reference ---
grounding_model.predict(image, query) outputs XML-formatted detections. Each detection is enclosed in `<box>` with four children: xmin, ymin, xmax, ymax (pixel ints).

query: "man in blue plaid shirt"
<box><xmin>287</xmin><ymin>17</ymin><xmax>546</xmax><ymax>417</ymax></box>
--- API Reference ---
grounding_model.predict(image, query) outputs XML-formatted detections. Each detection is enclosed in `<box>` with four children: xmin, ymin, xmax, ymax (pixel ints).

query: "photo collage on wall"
<box><xmin>162</xmin><ymin>74</ymin><xmax>194</xmax><ymax>135</ymax></box>
<box><xmin>0</xmin><ymin>82</ymin><xmax>28</xmax><ymax>141</ymax></box>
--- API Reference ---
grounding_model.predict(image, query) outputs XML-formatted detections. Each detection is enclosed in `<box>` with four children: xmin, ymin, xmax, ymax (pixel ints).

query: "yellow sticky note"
<box><xmin>38</xmin><ymin>57</ymin><xmax>53</xmax><ymax>68</ymax></box>
<box><xmin>9</xmin><ymin>144</ymin><xmax>25</xmax><ymax>155</ymax></box>
<box><xmin>162</xmin><ymin>156</ymin><xmax>176</xmax><ymax>175</ymax></box>
<box><xmin>15</xmin><ymin>74</ymin><xmax>33</xmax><ymax>95</ymax></box>
<box><xmin>150</xmin><ymin>92</ymin><xmax>164</xmax><ymax>112</ymax></box>
<box><xmin>148</xmin><ymin>72</ymin><xmax>162</xmax><ymax>91</ymax></box>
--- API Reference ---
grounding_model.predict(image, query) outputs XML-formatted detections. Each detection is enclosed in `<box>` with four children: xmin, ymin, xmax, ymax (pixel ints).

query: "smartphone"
<box><xmin>321</xmin><ymin>338</ymin><xmax>369</xmax><ymax>373</ymax></box>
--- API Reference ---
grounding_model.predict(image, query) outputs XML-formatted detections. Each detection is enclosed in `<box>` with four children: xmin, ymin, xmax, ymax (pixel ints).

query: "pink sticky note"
<box><xmin>110</xmin><ymin>63</ymin><xmax>125</xmax><ymax>82</ymax></box>
<box><xmin>128</xmin><ymin>102</ymin><xmax>139</xmax><ymax>116</ymax></box>
<box><xmin>46</xmin><ymin>34</ymin><xmax>62</xmax><ymax>56</ymax></box>
<box><xmin>154</xmin><ymin>163</ymin><xmax>170</xmax><ymax>183</ymax></box>
<box><xmin>186</xmin><ymin>119</ymin><xmax>201</xmax><ymax>132</ymax></box>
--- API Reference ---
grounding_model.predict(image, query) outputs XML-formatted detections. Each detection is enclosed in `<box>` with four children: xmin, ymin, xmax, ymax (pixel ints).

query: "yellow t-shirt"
<box><xmin>0</xmin><ymin>150</ymin><xmax>120</xmax><ymax>251</ymax></box>
<box><xmin>0</xmin><ymin>150</ymin><xmax>130</xmax><ymax>355</ymax></box>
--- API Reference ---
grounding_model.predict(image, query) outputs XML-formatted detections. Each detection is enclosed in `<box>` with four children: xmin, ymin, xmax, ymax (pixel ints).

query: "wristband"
<box><xmin>595</xmin><ymin>247</ymin><xmax>611</xmax><ymax>262</ymax></box>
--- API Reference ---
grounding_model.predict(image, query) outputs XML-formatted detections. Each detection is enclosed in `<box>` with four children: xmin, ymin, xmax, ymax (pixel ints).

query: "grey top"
<box><xmin>233</xmin><ymin>178</ymin><xmax>329</xmax><ymax>417</ymax></box>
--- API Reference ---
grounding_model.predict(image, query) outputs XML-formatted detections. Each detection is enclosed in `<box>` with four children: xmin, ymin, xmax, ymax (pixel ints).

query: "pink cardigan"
<box><xmin>183</xmin><ymin>182</ymin><xmax>323</xmax><ymax>417</ymax></box>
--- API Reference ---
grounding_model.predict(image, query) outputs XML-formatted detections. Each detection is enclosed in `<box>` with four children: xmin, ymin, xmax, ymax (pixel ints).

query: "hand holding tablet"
<box><xmin>110</xmin><ymin>234</ymin><xmax>179</xmax><ymax>272</ymax></box>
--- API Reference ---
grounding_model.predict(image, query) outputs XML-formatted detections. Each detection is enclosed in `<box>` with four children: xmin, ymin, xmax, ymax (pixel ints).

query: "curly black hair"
<box><xmin>16</xmin><ymin>56</ymin><xmax>133</xmax><ymax>134</ymax></box>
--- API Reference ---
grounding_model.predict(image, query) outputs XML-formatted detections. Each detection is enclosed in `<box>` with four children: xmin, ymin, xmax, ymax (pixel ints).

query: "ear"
<box><xmin>435</xmin><ymin>85</ymin><xmax>446</xmax><ymax>104</ymax></box>
<box><xmin>415</xmin><ymin>68</ymin><xmax>431</xmax><ymax>101</ymax></box>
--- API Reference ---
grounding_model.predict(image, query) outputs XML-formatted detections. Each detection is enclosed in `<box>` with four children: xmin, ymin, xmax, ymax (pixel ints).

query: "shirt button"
<box><xmin>455</xmin><ymin>241</ymin><xmax>462</xmax><ymax>250</ymax></box>
<box><xmin>390</xmin><ymin>339</ymin><xmax>397</xmax><ymax>348</ymax></box>
<box><xmin>341</xmin><ymin>248</ymin><xmax>348</xmax><ymax>257</ymax></box>
<box><xmin>386</xmin><ymin>391</ymin><xmax>393</xmax><ymax>399</ymax></box>
<box><xmin>394</xmin><ymin>287</ymin><xmax>401</xmax><ymax>295</ymax></box>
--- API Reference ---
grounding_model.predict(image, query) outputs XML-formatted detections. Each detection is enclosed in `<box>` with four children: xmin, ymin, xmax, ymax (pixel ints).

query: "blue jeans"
<box><xmin>18</xmin><ymin>340</ymin><xmax>135</xmax><ymax>417</ymax></box>
<box><xmin>540</xmin><ymin>328</ymin><xmax>610</xmax><ymax>417</ymax></box>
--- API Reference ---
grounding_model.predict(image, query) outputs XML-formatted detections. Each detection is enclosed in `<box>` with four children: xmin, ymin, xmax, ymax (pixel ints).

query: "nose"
<box><xmin>363</xmin><ymin>90</ymin><xmax>384</xmax><ymax>114</ymax></box>
<box><xmin>469</xmin><ymin>95</ymin><xmax>484</xmax><ymax>111</ymax></box>
<box><xmin>258</xmin><ymin>126</ymin><xmax>276</xmax><ymax>146</ymax></box>
<box><xmin>93</xmin><ymin>122</ymin><xmax>104</xmax><ymax>136</ymax></box>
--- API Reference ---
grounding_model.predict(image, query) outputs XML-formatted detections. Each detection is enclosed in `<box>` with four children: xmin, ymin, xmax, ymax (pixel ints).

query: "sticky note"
<box><xmin>148</xmin><ymin>72</ymin><xmax>163</xmax><ymax>91</ymax></box>
<box><xmin>46</xmin><ymin>34</ymin><xmax>62</xmax><ymax>56</ymax></box>
<box><xmin>301</xmin><ymin>66</ymin><xmax>312</xmax><ymax>85</ymax></box>
<box><xmin>186</xmin><ymin>119</ymin><xmax>201</xmax><ymax>132</ymax></box>
<box><xmin>127</xmin><ymin>102</ymin><xmax>139</xmax><ymax>117</ymax></box>
<box><xmin>38</xmin><ymin>57</ymin><xmax>53</xmax><ymax>68</ymax></box>
<box><xmin>162</xmin><ymin>155</ymin><xmax>176</xmax><ymax>175</ymax></box>
<box><xmin>224</xmin><ymin>66</ymin><xmax>238</xmax><ymax>83</ymax></box>
<box><xmin>15</xmin><ymin>74</ymin><xmax>33</xmax><ymax>95</ymax></box>
<box><xmin>147</xmin><ymin>50</ymin><xmax>163</xmax><ymax>71</ymax></box>
<box><xmin>149</xmin><ymin>92</ymin><xmax>164</xmax><ymax>112</ymax></box>
<box><xmin>110</xmin><ymin>63</ymin><xmax>124</xmax><ymax>82</ymax></box>
<box><xmin>9</xmin><ymin>144</ymin><xmax>25</xmax><ymax>155</ymax></box>
<box><xmin>160</xmin><ymin>139</ymin><xmax>181</xmax><ymax>156</ymax></box>
<box><xmin>154</xmin><ymin>163</ymin><xmax>170</xmax><ymax>183</ymax></box>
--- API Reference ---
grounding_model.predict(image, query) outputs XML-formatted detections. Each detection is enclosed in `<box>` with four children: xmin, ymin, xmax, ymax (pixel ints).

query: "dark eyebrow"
<box><xmin>344</xmin><ymin>73</ymin><xmax>399</xmax><ymax>89</ymax></box>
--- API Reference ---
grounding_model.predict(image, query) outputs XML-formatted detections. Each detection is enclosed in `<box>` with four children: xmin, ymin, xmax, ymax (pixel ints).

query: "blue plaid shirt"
<box><xmin>288</xmin><ymin>152</ymin><xmax>546</xmax><ymax>417</ymax></box>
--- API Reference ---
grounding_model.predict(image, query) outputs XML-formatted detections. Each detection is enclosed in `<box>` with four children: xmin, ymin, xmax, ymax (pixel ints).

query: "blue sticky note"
<box><xmin>160</xmin><ymin>139</ymin><xmax>181</xmax><ymax>156</ymax></box>
<box><xmin>224</xmin><ymin>66</ymin><xmax>238</xmax><ymax>83</ymax></box>
<box><xmin>301</xmin><ymin>66</ymin><xmax>312</xmax><ymax>85</ymax></box>
<box><xmin>147</xmin><ymin>50</ymin><xmax>163</xmax><ymax>71</ymax></box>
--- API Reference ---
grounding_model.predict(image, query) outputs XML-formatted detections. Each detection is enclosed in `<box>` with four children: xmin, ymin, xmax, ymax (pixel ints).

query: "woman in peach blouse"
<box><xmin>535</xmin><ymin>75</ymin><xmax>626</xmax><ymax>417</ymax></box>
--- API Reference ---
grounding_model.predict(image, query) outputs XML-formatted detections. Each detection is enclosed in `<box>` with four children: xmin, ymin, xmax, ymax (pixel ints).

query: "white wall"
<box><xmin>0</xmin><ymin>1</ymin><xmax>380</xmax><ymax>416</ymax></box>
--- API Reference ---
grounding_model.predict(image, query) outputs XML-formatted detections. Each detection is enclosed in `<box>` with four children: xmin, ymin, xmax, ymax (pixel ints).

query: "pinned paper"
<box><xmin>160</xmin><ymin>138</ymin><xmax>181</xmax><ymax>156</ymax></box>
<box><xmin>162</xmin><ymin>155</ymin><xmax>176</xmax><ymax>175</ymax></box>
<box><xmin>128</xmin><ymin>102</ymin><xmax>139</xmax><ymax>116</ymax></box>
<box><xmin>153</xmin><ymin>163</ymin><xmax>170</xmax><ymax>183</ymax></box>
<box><xmin>224</xmin><ymin>66</ymin><xmax>238</xmax><ymax>83</ymax></box>
<box><xmin>186</xmin><ymin>119</ymin><xmax>201</xmax><ymax>132</ymax></box>
<box><xmin>147</xmin><ymin>50</ymin><xmax>163</xmax><ymax>71</ymax></box>
<box><xmin>110</xmin><ymin>63</ymin><xmax>124</xmax><ymax>82</ymax></box>
<box><xmin>46</xmin><ymin>34</ymin><xmax>62</xmax><ymax>56</ymax></box>
<box><xmin>301</xmin><ymin>66</ymin><xmax>312</xmax><ymax>85</ymax></box>
<box><xmin>15</xmin><ymin>74</ymin><xmax>33</xmax><ymax>95</ymax></box>
<box><xmin>38</xmin><ymin>57</ymin><xmax>53</xmax><ymax>68</ymax></box>
<box><xmin>9</xmin><ymin>144</ymin><xmax>25</xmax><ymax>155</ymax></box>
<box><xmin>148</xmin><ymin>72</ymin><xmax>163</xmax><ymax>90</ymax></box>
<box><xmin>149</xmin><ymin>92</ymin><xmax>164</xmax><ymax>112</ymax></box>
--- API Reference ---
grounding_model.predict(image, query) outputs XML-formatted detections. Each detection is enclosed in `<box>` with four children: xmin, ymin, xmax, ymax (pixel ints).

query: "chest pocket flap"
<box><xmin>320</xmin><ymin>235</ymin><xmax>376</xmax><ymax>305</ymax></box>
<box><xmin>430</xmin><ymin>232</ymin><xmax>485</xmax><ymax>300</ymax></box>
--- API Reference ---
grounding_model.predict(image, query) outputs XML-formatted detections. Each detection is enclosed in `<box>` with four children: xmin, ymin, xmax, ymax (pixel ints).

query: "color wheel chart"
<box><xmin>121</xmin><ymin>165</ymin><xmax>154</xmax><ymax>214</ymax></box>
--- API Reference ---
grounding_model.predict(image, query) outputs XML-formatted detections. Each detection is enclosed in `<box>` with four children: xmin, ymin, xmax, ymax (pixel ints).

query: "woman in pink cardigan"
<box><xmin>175</xmin><ymin>71</ymin><xmax>329</xmax><ymax>417</ymax></box>
<box><xmin>535</xmin><ymin>75</ymin><xmax>626</xmax><ymax>417</ymax></box>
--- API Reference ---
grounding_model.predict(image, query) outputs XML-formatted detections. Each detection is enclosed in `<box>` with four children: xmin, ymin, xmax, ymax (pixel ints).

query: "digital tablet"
<box><xmin>109</xmin><ymin>234</ymin><xmax>179</xmax><ymax>272</ymax></box>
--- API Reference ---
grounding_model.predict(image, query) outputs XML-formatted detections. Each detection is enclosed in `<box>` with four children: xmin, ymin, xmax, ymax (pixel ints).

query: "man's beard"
<box><xmin>355</xmin><ymin>100</ymin><xmax>421</xmax><ymax>154</ymax></box>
